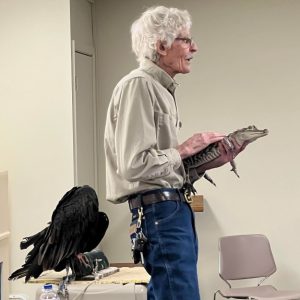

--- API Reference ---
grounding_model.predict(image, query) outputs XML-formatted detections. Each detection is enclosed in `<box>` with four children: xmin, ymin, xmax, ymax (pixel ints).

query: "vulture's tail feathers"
<box><xmin>25</xmin><ymin>264</ymin><xmax>43</xmax><ymax>283</ymax></box>
<box><xmin>8</xmin><ymin>267</ymin><xmax>28</xmax><ymax>281</ymax></box>
<box><xmin>20</xmin><ymin>227</ymin><xmax>48</xmax><ymax>250</ymax></box>
<box><xmin>9</xmin><ymin>262</ymin><xmax>43</xmax><ymax>283</ymax></box>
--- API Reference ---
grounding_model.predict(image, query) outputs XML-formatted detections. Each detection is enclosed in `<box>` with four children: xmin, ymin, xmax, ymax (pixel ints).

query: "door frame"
<box><xmin>71</xmin><ymin>40</ymin><xmax>99</xmax><ymax>193</ymax></box>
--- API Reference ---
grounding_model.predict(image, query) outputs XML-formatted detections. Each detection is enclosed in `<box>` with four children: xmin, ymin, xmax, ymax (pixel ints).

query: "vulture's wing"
<box><xmin>37</xmin><ymin>185</ymin><xmax>99</xmax><ymax>270</ymax></box>
<box><xmin>81</xmin><ymin>211</ymin><xmax>109</xmax><ymax>251</ymax></box>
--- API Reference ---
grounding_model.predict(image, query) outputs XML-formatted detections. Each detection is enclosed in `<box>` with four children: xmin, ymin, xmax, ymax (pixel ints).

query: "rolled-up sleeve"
<box><xmin>115</xmin><ymin>77</ymin><xmax>181</xmax><ymax>182</ymax></box>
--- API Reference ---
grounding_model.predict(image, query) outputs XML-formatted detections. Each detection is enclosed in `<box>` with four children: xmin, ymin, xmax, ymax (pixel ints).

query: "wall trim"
<box><xmin>0</xmin><ymin>231</ymin><xmax>10</xmax><ymax>241</ymax></box>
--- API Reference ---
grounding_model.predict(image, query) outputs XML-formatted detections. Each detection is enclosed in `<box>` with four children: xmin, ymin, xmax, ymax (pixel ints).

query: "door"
<box><xmin>72</xmin><ymin>43</ymin><xmax>98</xmax><ymax>191</ymax></box>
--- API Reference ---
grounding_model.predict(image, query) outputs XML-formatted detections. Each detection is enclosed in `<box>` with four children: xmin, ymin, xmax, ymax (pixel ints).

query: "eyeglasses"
<box><xmin>174</xmin><ymin>37</ymin><xmax>194</xmax><ymax>48</ymax></box>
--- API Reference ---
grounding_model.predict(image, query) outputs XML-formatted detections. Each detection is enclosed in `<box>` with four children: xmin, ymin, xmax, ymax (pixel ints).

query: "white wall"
<box><xmin>0</xmin><ymin>172</ymin><xmax>10</xmax><ymax>300</ymax></box>
<box><xmin>0</xmin><ymin>1</ymin><xmax>74</xmax><ymax>298</ymax></box>
<box><xmin>94</xmin><ymin>0</ymin><xmax>300</xmax><ymax>298</ymax></box>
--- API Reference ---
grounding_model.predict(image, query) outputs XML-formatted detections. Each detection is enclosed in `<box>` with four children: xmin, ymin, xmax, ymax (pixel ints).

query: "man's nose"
<box><xmin>190</xmin><ymin>41</ymin><xmax>198</xmax><ymax>52</ymax></box>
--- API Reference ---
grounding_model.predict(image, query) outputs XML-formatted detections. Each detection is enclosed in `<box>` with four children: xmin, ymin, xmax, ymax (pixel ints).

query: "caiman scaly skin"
<box><xmin>183</xmin><ymin>125</ymin><xmax>268</xmax><ymax>186</ymax></box>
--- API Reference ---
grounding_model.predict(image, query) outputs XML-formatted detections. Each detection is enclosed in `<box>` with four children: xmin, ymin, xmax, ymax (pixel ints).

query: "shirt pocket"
<box><xmin>154</xmin><ymin>111</ymin><xmax>178</xmax><ymax>149</ymax></box>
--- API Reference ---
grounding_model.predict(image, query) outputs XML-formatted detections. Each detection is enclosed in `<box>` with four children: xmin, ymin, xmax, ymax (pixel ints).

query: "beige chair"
<box><xmin>214</xmin><ymin>234</ymin><xmax>300</xmax><ymax>300</ymax></box>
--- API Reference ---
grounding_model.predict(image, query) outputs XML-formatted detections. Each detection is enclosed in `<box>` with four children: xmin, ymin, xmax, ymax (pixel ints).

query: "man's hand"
<box><xmin>177</xmin><ymin>132</ymin><xmax>225</xmax><ymax>159</ymax></box>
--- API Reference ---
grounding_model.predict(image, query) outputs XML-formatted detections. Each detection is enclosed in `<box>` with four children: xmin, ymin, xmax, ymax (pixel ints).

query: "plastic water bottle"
<box><xmin>39</xmin><ymin>284</ymin><xmax>60</xmax><ymax>300</ymax></box>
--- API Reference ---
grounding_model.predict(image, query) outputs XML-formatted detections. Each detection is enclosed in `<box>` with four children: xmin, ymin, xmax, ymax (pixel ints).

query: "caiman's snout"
<box><xmin>246</xmin><ymin>125</ymin><xmax>268</xmax><ymax>135</ymax></box>
<box><xmin>231</xmin><ymin>125</ymin><xmax>269</xmax><ymax>145</ymax></box>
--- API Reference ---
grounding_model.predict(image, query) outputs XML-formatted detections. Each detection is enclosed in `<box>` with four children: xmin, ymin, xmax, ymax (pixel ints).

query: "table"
<box><xmin>32</xmin><ymin>267</ymin><xmax>149</xmax><ymax>300</ymax></box>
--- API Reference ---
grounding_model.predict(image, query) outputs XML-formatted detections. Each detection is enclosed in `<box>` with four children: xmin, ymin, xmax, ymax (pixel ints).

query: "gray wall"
<box><xmin>94</xmin><ymin>0</ymin><xmax>300</xmax><ymax>298</ymax></box>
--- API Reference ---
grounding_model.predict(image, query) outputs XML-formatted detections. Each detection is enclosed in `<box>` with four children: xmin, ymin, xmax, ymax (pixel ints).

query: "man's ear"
<box><xmin>156</xmin><ymin>41</ymin><xmax>168</xmax><ymax>56</ymax></box>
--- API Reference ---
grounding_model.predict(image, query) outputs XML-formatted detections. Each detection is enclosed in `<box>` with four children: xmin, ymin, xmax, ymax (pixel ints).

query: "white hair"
<box><xmin>131</xmin><ymin>6</ymin><xmax>192</xmax><ymax>65</ymax></box>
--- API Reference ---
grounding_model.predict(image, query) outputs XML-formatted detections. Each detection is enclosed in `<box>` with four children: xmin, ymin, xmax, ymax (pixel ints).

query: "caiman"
<box><xmin>183</xmin><ymin>125</ymin><xmax>268</xmax><ymax>187</ymax></box>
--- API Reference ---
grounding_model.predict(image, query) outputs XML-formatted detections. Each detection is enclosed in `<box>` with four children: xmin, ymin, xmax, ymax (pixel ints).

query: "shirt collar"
<box><xmin>139</xmin><ymin>59</ymin><xmax>179</xmax><ymax>94</ymax></box>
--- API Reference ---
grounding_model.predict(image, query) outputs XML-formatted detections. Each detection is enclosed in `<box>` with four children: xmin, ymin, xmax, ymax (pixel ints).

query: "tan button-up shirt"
<box><xmin>104</xmin><ymin>59</ymin><xmax>186</xmax><ymax>203</ymax></box>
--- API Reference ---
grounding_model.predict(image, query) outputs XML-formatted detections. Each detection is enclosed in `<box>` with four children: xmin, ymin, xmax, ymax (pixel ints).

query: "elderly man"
<box><xmin>104</xmin><ymin>6</ymin><xmax>223</xmax><ymax>300</ymax></box>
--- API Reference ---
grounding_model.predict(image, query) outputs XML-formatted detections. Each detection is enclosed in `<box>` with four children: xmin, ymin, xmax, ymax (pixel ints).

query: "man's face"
<box><xmin>157</xmin><ymin>29</ymin><xmax>198</xmax><ymax>78</ymax></box>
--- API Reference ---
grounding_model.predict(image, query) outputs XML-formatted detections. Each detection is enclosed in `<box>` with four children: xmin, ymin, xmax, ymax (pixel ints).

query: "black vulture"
<box><xmin>9</xmin><ymin>185</ymin><xmax>109</xmax><ymax>282</ymax></box>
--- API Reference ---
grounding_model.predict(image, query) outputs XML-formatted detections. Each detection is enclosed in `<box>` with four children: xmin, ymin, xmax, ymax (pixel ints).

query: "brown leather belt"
<box><xmin>128</xmin><ymin>188</ymin><xmax>186</xmax><ymax>210</ymax></box>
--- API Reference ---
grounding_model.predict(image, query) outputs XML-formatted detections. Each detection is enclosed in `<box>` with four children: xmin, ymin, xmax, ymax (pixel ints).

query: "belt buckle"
<box><xmin>184</xmin><ymin>190</ymin><xmax>193</xmax><ymax>204</ymax></box>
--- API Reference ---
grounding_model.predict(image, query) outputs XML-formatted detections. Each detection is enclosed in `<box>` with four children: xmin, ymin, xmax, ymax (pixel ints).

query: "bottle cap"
<box><xmin>43</xmin><ymin>284</ymin><xmax>52</xmax><ymax>290</ymax></box>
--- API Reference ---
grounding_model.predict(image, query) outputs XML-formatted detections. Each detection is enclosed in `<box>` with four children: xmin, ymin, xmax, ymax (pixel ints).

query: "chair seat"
<box><xmin>220</xmin><ymin>285</ymin><xmax>300</xmax><ymax>299</ymax></box>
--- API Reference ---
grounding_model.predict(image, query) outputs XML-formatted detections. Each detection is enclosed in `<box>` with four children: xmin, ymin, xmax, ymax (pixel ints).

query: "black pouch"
<box><xmin>71</xmin><ymin>249</ymin><xmax>109</xmax><ymax>279</ymax></box>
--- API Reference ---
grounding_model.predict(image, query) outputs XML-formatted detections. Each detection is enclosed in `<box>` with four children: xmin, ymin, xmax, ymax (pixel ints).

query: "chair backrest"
<box><xmin>219</xmin><ymin>234</ymin><xmax>277</xmax><ymax>281</ymax></box>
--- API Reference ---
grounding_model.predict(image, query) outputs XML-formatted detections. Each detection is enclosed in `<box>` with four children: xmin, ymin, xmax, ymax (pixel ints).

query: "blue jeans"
<box><xmin>130</xmin><ymin>194</ymin><xmax>200</xmax><ymax>300</ymax></box>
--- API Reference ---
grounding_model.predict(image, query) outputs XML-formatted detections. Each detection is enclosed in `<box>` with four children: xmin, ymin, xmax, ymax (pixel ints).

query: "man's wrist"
<box><xmin>176</xmin><ymin>144</ymin><xmax>188</xmax><ymax>159</ymax></box>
